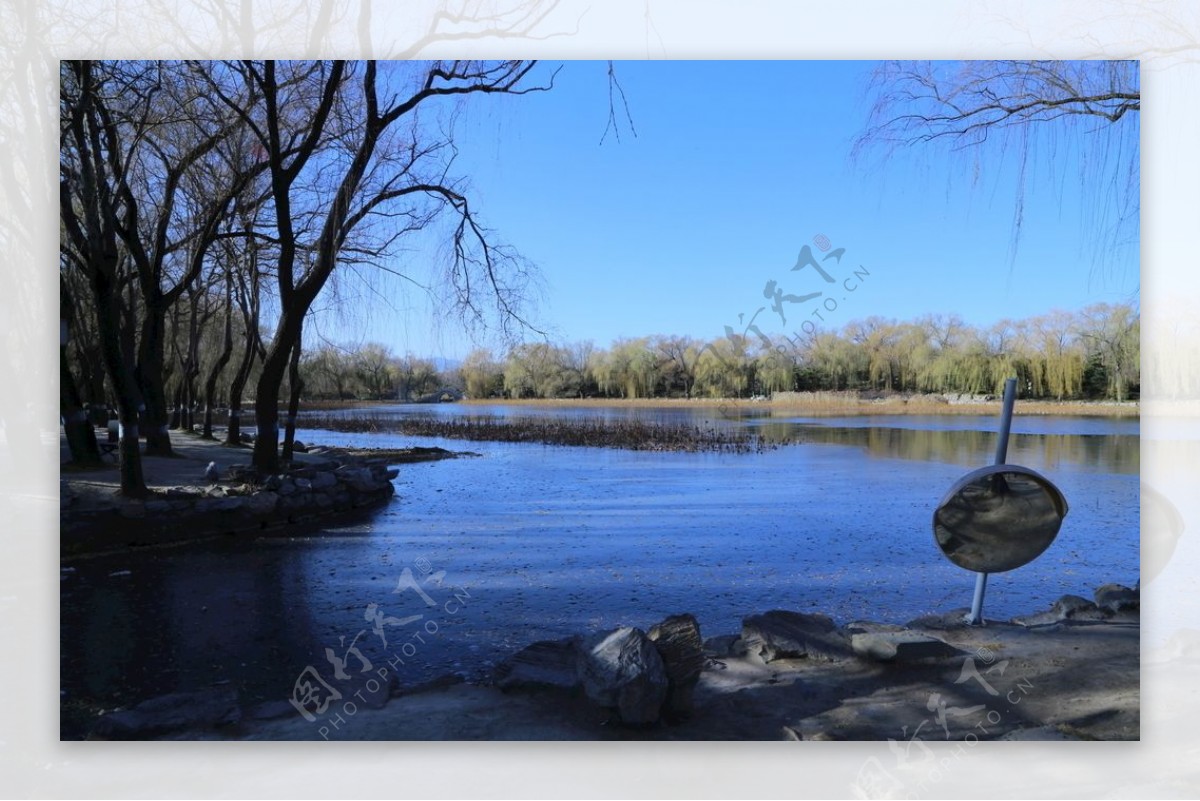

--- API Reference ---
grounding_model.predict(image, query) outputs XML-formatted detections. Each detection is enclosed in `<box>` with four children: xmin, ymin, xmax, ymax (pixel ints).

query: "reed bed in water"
<box><xmin>300</xmin><ymin>413</ymin><xmax>772</xmax><ymax>453</ymax></box>
<box><xmin>462</xmin><ymin>395</ymin><xmax>1138</xmax><ymax>417</ymax></box>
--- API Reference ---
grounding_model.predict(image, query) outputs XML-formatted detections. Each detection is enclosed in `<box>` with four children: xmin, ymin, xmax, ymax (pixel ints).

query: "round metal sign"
<box><xmin>932</xmin><ymin>464</ymin><xmax>1069</xmax><ymax>574</ymax></box>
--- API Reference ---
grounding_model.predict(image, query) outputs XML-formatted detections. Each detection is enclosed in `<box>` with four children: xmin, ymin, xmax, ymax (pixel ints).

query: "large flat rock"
<box><xmin>742</xmin><ymin>610</ymin><xmax>852</xmax><ymax>663</ymax></box>
<box><xmin>850</xmin><ymin>630</ymin><xmax>962</xmax><ymax>662</ymax></box>
<box><xmin>1012</xmin><ymin>594</ymin><xmax>1110</xmax><ymax>626</ymax></box>
<box><xmin>494</xmin><ymin>638</ymin><xmax>581</xmax><ymax>692</ymax></box>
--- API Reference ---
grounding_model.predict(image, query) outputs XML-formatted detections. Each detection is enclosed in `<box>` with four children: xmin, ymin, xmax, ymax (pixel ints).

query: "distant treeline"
<box><xmin>65</xmin><ymin>304</ymin><xmax>1138</xmax><ymax>417</ymax></box>
<box><xmin>277</xmin><ymin>304</ymin><xmax>1137</xmax><ymax>403</ymax></box>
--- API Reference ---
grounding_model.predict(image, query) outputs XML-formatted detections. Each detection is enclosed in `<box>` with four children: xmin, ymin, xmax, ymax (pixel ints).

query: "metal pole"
<box><xmin>993</xmin><ymin>377</ymin><xmax>1017</xmax><ymax>467</ymax></box>
<box><xmin>968</xmin><ymin>572</ymin><xmax>989</xmax><ymax>626</ymax></box>
<box><xmin>966</xmin><ymin>377</ymin><xmax>1018</xmax><ymax>625</ymax></box>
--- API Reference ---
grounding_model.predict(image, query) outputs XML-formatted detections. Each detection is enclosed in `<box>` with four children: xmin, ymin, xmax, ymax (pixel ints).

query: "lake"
<box><xmin>59</xmin><ymin>404</ymin><xmax>1138</xmax><ymax>737</ymax></box>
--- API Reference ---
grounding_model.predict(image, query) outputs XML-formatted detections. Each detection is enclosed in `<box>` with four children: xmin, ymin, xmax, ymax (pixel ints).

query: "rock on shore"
<box><xmin>88</xmin><ymin>584</ymin><xmax>1139</xmax><ymax>741</ymax></box>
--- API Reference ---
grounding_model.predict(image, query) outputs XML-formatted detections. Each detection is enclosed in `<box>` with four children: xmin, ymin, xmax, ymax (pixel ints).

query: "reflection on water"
<box><xmin>60</xmin><ymin>542</ymin><xmax>325</xmax><ymax>734</ymax></box>
<box><xmin>308</xmin><ymin>404</ymin><xmax>1139</xmax><ymax>435</ymax></box>
<box><xmin>756</xmin><ymin>423</ymin><xmax>1139</xmax><ymax>475</ymax></box>
<box><xmin>306</xmin><ymin>405</ymin><xmax>1139</xmax><ymax>474</ymax></box>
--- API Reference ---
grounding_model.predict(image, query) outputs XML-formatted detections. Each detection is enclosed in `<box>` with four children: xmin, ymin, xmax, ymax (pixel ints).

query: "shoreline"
<box><xmin>81</xmin><ymin>587</ymin><xmax>1140</xmax><ymax>742</ymax></box>
<box><xmin>59</xmin><ymin>430</ymin><xmax>471</xmax><ymax>560</ymax></box>
<box><xmin>297</xmin><ymin>393</ymin><xmax>1138</xmax><ymax>418</ymax></box>
<box><xmin>460</xmin><ymin>393</ymin><xmax>1139</xmax><ymax>417</ymax></box>
<box><xmin>294</xmin><ymin>396</ymin><xmax>1136</xmax><ymax>454</ymax></box>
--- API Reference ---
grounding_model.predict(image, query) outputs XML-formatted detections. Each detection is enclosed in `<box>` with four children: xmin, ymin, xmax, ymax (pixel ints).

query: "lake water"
<box><xmin>59</xmin><ymin>405</ymin><xmax>1138</xmax><ymax>737</ymax></box>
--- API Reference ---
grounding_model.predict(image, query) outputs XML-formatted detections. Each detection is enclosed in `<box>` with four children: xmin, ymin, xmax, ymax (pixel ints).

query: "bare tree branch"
<box><xmin>854</xmin><ymin>60</ymin><xmax>1139</xmax><ymax>272</ymax></box>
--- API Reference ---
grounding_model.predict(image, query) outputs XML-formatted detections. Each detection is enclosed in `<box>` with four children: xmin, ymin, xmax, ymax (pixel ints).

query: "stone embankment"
<box><xmin>61</xmin><ymin>442</ymin><xmax>398</xmax><ymax>557</ymax></box>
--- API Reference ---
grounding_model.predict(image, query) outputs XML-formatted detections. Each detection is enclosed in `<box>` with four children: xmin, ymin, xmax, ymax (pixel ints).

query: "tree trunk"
<box><xmin>181</xmin><ymin>286</ymin><xmax>204</xmax><ymax>433</ymax></box>
<box><xmin>252</xmin><ymin>306</ymin><xmax>306</xmax><ymax>474</ymax></box>
<box><xmin>93</xmin><ymin>268</ymin><xmax>148</xmax><ymax>497</ymax></box>
<box><xmin>60</xmin><ymin>341</ymin><xmax>102</xmax><ymax>466</ymax></box>
<box><xmin>170</xmin><ymin>380</ymin><xmax>183</xmax><ymax>429</ymax></box>
<box><xmin>64</xmin><ymin>271</ymin><xmax>107</xmax><ymax>405</ymax></box>
<box><xmin>62</xmin><ymin>60</ymin><xmax>146</xmax><ymax>496</ymax></box>
<box><xmin>60</xmin><ymin>281</ymin><xmax>102</xmax><ymax>465</ymax></box>
<box><xmin>136</xmin><ymin>311</ymin><xmax>173</xmax><ymax>456</ymax></box>
<box><xmin>186</xmin><ymin>350</ymin><xmax>202</xmax><ymax>430</ymax></box>
<box><xmin>179</xmin><ymin>375</ymin><xmax>191</xmax><ymax>431</ymax></box>
<box><xmin>203</xmin><ymin>271</ymin><xmax>235</xmax><ymax>439</ymax></box>
<box><xmin>251</xmin><ymin>349</ymin><xmax>287</xmax><ymax>474</ymax></box>
<box><xmin>226</xmin><ymin>253</ymin><xmax>261</xmax><ymax>447</ymax></box>
<box><xmin>281</xmin><ymin>334</ymin><xmax>303</xmax><ymax>463</ymax></box>
<box><xmin>181</xmin><ymin>366</ymin><xmax>195</xmax><ymax>431</ymax></box>
<box><xmin>226</xmin><ymin>342</ymin><xmax>255</xmax><ymax>447</ymax></box>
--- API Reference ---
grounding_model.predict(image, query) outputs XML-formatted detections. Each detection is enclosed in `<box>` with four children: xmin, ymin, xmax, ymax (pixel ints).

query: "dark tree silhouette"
<box><xmin>201</xmin><ymin>60</ymin><xmax>551</xmax><ymax>473</ymax></box>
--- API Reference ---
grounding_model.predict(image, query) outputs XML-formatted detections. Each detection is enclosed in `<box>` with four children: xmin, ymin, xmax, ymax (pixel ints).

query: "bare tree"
<box><xmin>1078</xmin><ymin>302</ymin><xmax>1140</xmax><ymax>402</ymax></box>
<box><xmin>122</xmin><ymin>65</ymin><xmax>258</xmax><ymax>455</ymax></box>
<box><xmin>61</xmin><ymin>60</ymin><xmax>261</xmax><ymax>469</ymax></box>
<box><xmin>202</xmin><ymin>60</ymin><xmax>552</xmax><ymax>472</ymax></box>
<box><xmin>59</xmin><ymin>275</ymin><xmax>102</xmax><ymax>465</ymax></box>
<box><xmin>395</xmin><ymin>353</ymin><xmax>440</xmax><ymax>400</ymax></box>
<box><xmin>201</xmin><ymin>251</ymin><xmax>235</xmax><ymax>439</ymax></box>
<box><xmin>60</xmin><ymin>60</ymin><xmax>150</xmax><ymax>496</ymax></box>
<box><xmin>225</xmin><ymin>203</ymin><xmax>270</xmax><ymax>446</ymax></box>
<box><xmin>459</xmin><ymin>347</ymin><xmax>503</xmax><ymax>399</ymax></box>
<box><xmin>654</xmin><ymin>335</ymin><xmax>702</xmax><ymax>399</ymax></box>
<box><xmin>354</xmin><ymin>343</ymin><xmax>395</xmax><ymax>400</ymax></box>
<box><xmin>855</xmin><ymin>60</ymin><xmax>1140</xmax><ymax>267</ymax></box>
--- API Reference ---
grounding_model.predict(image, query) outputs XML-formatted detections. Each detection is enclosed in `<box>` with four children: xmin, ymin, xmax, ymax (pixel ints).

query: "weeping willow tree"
<box><xmin>894</xmin><ymin>323</ymin><xmax>935</xmax><ymax>392</ymax></box>
<box><xmin>460</xmin><ymin>348</ymin><xmax>503</xmax><ymax>399</ymax></box>
<box><xmin>802</xmin><ymin>332</ymin><xmax>867</xmax><ymax>392</ymax></box>
<box><xmin>1078</xmin><ymin>302</ymin><xmax>1140</xmax><ymax>402</ymax></box>
<box><xmin>855</xmin><ymin>60</ymin><xmax>1140</xmax><ymax>277</ymax></box>
<box><xmin>597</xmin><ymin>338</ymin><xmax>659</xmax><ymax>399</ymax></box>
<box><xmin>755</xmin><ymin>338</ymin><xmax>798</xmax><ymax>394</ymax></box>
<box><xmin>695</xmin><ymin>336</ymin><xmax>754</xmax><ymax>398</ymax></box>
<box><xmin>844</xmin><ymin>317</ymin><xmax>901</xmax><ymax>391</ymax></box>
<box><xmin>503</xmin><ymin>342</ymin><xmax>581</xmax><ymax>399</ymax></box>
<box><xmin>1028</xmin><ymin>311</ymin><xmax>1085</xmax><ymax>400</ymax></box>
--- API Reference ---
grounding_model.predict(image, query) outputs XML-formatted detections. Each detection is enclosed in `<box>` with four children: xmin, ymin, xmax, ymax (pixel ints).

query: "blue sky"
<box><xmin>332</xmin><ymin>60</ymin><xmax>1140</xmax><ymax>359</ymax></box>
